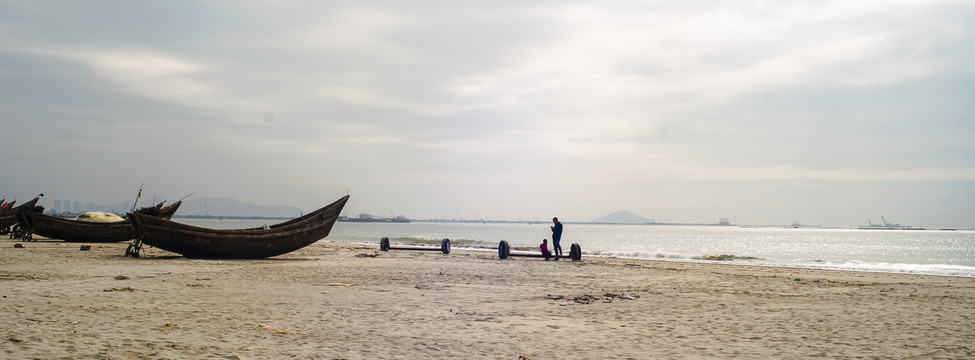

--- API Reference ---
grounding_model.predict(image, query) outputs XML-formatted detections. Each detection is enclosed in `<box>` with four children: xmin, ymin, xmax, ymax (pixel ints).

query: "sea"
<box><xmin>179</xmin><ymin>219</ymin><xmax>975</xmax><ymax>278</ymax></box>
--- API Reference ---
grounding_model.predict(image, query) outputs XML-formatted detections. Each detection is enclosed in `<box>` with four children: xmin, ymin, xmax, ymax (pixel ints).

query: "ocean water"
<box><xmin>179</xmin><ymin>219</ymin><xmax>975</xmax><ymax>278</ymax></box>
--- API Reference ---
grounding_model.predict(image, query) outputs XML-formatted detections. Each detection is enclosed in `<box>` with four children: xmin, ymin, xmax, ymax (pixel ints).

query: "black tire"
<box><xmin>570</xmin><ymin>243</ymin><xmax>582</xmax><ymax>261</ymax></box>
<box><xmin>440</xmin><ymin>238</ymin><xmax>451</xmax><ymax>254</ymax></box>
<box><xmin>380</xmin><ymin>237</ymin><xmax>390</xmax><ymax>251</ymax></box>
<box><xmin>498</xmin><ymin>240</ymin><xmax>510</xmax><ymax>260</ymax></box>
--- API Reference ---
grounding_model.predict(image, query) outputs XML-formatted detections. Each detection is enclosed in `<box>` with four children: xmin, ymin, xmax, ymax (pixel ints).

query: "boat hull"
<box><xmin>18</xmin><ymin>201</ymin><xmax>182</xmax><ymax>242</ymax></box>
<box><xmin>22</xmin><ymin>215</ymin><xmax>138</xmax><ymax>242</ymax></box>
<box><xmin>130</xmin><ymin>195</ymin><xmax>349</xmax><ymax>259</ymax></box>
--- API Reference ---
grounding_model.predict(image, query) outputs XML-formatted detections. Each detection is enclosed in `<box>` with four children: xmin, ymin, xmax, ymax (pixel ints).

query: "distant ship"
<box><xmin>858</xmin><ymin>216</ymin><xmax>924</xmax><ymax>230</ymax></box>
<box><xmin>338</xmin><ymin>213</ymin><xmax>410</xmax><ymax>223</ymax></box>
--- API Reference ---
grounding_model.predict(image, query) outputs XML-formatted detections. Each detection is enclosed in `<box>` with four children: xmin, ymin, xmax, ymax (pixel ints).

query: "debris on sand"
<box><xmin>546</xmin><ymin>292</ymin><xmax>640</xmax><ymax>304</ymax></box>
<box><xmin>259</xmin><ymin>323</ymin><xmax>294</xmax><ymax>334</ymax></box>
<box><xmin>103</xmin><ymin>287</ymin><xmax>138</xmax><ymax>292</ymax></box>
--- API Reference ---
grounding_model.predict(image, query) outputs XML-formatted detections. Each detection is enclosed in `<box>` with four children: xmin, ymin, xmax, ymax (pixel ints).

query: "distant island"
<box><xmin>590</xmin><ymin>210</ymin><xmax>657</xmax><ymax>224</ymax></box>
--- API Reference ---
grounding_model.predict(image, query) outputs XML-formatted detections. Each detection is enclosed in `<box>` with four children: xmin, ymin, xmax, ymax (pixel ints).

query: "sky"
<box><xmin>1</xmin><ymin>1</ymin><xmax>974</xmax><ymax>228</ymax></box>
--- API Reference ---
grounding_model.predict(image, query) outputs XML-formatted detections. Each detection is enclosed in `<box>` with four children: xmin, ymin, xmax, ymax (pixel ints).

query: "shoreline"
<box><xmin>344</xmin><ymin>239</ymin><xmax>975</xmax><ymax>279</ymax></box>
<box><xmin>3</xmin><ymin>239</ymin><xmax>974</xmax><ymax>358</ymax></box>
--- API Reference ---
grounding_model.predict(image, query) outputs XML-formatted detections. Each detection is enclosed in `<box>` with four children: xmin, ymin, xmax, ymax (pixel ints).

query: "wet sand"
<box><xmin>2</xmin><ymin>239</ymin><xmax>974</xmax><ymax>359</ymax></box>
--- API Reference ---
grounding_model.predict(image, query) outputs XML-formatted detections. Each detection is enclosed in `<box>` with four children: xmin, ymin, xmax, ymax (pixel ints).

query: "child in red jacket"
<box><xmin>540</xmin><ymin>239</ymin><xmax>552</xmax><ymax>260</ymax></box>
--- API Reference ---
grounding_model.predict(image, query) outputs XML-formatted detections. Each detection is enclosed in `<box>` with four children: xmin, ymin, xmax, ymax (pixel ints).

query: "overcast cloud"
<box><xmin>1</xmin><ymin>0</ymin><xmax>973</xmax><ymax>227</ymax></box>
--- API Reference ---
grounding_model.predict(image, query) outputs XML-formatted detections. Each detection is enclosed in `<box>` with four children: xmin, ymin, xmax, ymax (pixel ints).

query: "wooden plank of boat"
<box><xmin>16</xmin><ymin>200</ymin><xmax>182</xmax><ymax>242</ymax></box>
<box><xmin>128</xmin><ymin>195</ymin><xmax>350</xmax><ymax>259</ymax></box>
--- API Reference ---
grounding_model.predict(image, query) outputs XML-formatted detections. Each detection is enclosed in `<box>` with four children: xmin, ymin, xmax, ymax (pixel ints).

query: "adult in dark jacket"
<box><xmin>551</xmin><ymin>217</ymin><xmax>563</xmax><ymax>257</ymax></box>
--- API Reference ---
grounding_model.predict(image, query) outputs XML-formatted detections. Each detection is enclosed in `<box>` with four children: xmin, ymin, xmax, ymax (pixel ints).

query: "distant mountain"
<box><xmin>591</xmin><ymin>210</ymin><xmax>654</xmax><ymax>224</ymax></box>
<box><xmin>178</xmin><ymin>198</ymin><xmax>304</xmax><ymax>218</ymax></box>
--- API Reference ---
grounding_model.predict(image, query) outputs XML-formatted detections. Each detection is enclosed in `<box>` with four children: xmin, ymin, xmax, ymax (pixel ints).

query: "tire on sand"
<box><xmin>498</xmin><ymin>240</ymin><xmax>510</xmax><ymax>260</ymax></box>
<box><xmin>440</xmin><ymin>238</ymin><xmax>451</xmax><ymax>254</ymax></box>
<box><xmin>569</xmin><ymin>243</ymin><xmax>582</xmax><ymax>261</ymax></box>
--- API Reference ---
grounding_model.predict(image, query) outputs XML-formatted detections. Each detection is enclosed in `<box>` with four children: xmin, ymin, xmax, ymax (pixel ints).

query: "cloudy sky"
<box><xmin>1</xmin><ymin>1</ymin><xmax>973</xmax><ymax>227</ymax></box>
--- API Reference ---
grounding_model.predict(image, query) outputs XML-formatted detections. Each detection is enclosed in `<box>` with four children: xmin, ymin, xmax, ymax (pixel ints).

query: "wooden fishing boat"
<box><xmin>0</xmin><ymin>196</ymin><xmax>41</xmax><ymax>235</ymax></box>
<box><xmin>17</xmin><ymin>200</ymin><xmax>182</xmax><ymax>242</ymax></box>
<box><xmin>127</xmin><ymin>195</ymin><xmax>349</xmax><ymax>259</ymax></box>
<box><xmin>0</xmin><ymin>199</ymin><xmax>15</xmax><ymax>213</ymax></box>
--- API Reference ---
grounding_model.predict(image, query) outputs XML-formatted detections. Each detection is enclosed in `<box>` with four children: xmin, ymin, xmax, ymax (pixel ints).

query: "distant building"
<box><xmin>53</xmin><ymin>200</ymin><xmax>62</xmax><ymax>213</ymax></box>
<box><xmin>73</xmin><ymin>201</ymin><xmax>81</xmax><ymax>213</ymax></box>
<box><xmin>718</xmin><ymin>217</ymin><xmax>731</xmax><ymax>226</ymax></box>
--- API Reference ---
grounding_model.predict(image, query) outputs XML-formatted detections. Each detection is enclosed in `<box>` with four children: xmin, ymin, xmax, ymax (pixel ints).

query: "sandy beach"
<box><xmin>2</xmin><ymin>238</ymin><xmax>973</xmax><ymax>359</ymax></box>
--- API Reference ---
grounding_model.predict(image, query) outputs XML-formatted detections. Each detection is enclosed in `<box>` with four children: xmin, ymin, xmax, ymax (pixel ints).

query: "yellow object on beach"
<box><xmin>75</xmin><ymin>212</ymin><xmax>124</xmax><ymax>223</ymax></box>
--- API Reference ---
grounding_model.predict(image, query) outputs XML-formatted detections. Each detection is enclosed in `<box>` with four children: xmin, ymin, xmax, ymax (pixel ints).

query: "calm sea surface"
<box><xmin>179</xmin><ymin>219</ymin><xmax>975</xmax><ymax>278</ymax></box>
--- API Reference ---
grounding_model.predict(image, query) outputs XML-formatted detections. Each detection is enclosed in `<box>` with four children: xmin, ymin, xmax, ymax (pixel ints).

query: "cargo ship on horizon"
<box><xmin>338</xmin><ymin>212</ymin><xmax>410</xmax><ymax>223</ymax></box>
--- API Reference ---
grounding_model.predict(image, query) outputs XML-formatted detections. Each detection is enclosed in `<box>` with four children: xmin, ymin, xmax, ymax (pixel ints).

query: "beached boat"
<box><xmin>0</xmin><ymin>201</ymin><xmax>17</xmax><ymax>233</ymax></box>
<box><xmin>1</xmin><ymin>196</ymin><xmax>41</xmax><ymax>235</ymax></box>
<box><xmin>16</xmin><ymin>201</ymin><xmax>182</xmax><ymax>242</ymax></box>
<box><xmin>0</xmin><ymin>199</ymin><xmax>15</xmax><ymax>212</ymax></box>
<box><xmin>127</xmin><ymin>195</ymin><xmax>349</xmax><ymax>259</ymax></box>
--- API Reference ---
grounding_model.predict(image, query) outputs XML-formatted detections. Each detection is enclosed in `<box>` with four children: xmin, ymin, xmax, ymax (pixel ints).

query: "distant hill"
<box><xmin>591</xmin><ymin>210</ymin><xmax>655</xmax><ymax>224</ymax></box>
<box><xmin>177</xmin><ymin>198</ymin><xmax>304</xmax><ymax>218</ymax></box>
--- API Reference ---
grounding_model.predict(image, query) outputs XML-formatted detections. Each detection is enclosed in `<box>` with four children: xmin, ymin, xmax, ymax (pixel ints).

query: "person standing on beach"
<box><xmin>551</xmin><ymin>217</ymin><xmax>563</xmax><ymax>258</ymax></box>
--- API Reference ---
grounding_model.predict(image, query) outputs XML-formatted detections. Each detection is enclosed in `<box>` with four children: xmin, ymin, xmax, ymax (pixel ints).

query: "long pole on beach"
<box><xmin>129</xmin><ymin>183</ymin><xmax>144</xmax><ymax>213</ymax></box>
